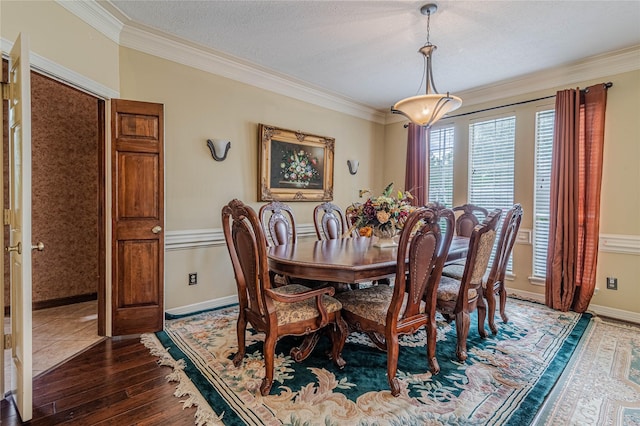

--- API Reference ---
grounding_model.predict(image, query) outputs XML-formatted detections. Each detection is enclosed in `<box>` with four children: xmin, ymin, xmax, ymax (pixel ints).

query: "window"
<box><xmin>428</xmin><ymin>126</ymin><xmax>454</xmax><ymax>207</ymax></box>
<box><xmin>533</xmin><ymin>110</ymin><xmax>555</xmax><ymax>278</ymax></box>
<box><xmin>469</xmin><ymin>116</ymin><xmax>516</xmax><ymax>269</ymax></box>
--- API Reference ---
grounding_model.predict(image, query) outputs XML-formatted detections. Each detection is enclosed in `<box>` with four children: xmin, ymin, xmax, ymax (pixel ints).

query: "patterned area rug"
<box><xmin>534</xmin><ymin>317</ymin><xmax>640</xmax><ymax>425</ymax></box>
<box><xmin>142</xmin><ymin>297</ymin><xmax>590</xmax><ymax>426</ymax></box>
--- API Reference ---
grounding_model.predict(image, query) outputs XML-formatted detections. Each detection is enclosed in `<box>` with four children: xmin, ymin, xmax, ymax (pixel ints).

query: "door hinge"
<box><xmin>3</xmin><ymin>209</ymin><xmax>11</xmax><ymax>226</ymax></box>
<box><xmin>1</xmin><ymin>82</ymin><xmax>10</xmax><ymax>101</ymax></box>
<box><xmin>4</xmin><ymin>334</ymin><xmax>11</xmax><ymax>350</ymax></box>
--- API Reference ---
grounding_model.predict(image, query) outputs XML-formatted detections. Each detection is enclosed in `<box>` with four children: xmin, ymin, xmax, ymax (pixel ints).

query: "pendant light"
<box><xmin>391</xmin><ymin>3</ymin><xmax>462</xmax><ymax>127</ymax></box>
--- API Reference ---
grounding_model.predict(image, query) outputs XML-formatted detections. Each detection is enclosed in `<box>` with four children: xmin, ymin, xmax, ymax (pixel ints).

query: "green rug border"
<box><xmin>156</xmin><ymin>299</ymin><xmax>592</xmax><ymax>425</ymax></box>
<box><xmin>505</xmin><ymin>309</ymin><xmax>591</xmax><ymax>426</ymax></box>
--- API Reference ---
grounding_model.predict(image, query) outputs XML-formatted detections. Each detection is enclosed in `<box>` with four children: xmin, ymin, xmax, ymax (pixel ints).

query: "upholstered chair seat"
<box><xmin>437</xmin><ymin>276</ymin><xmax>478</xmax><ymax>302</ymax></box>
<box><xmin>336</xmin><ymin>285</ymin><xmax>426</xmax><ymax>326</ymax></box>
<box><xmin>272</xmin><ymin>284</ymin><xmax>343</xmax><ymax>325</ymax></box>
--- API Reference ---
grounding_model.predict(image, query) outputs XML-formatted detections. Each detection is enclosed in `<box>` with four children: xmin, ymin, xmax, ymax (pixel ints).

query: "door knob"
<box><xmin>151</xmin><ymin>225</ymin><xmax>162</xmax><ymax>234</ymax></box>
<box><xmin>32</xmin><ymin>242</ymin><xmax>45</xmax><ymax>251</ymax></box>
<box><xmin>5</xmin><ymin>242</ymin><xmax>21</xmax><ymax>254</ymax></box>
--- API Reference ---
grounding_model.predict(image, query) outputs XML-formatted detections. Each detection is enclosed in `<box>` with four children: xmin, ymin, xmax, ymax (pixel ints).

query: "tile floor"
<box><xmin>4</xmin><ymin>300</ymin><xmax>102</xmax><ymax>392</ymax></box>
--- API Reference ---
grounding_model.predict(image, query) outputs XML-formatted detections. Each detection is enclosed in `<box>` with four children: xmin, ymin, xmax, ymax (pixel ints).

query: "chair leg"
<box><xmin>328</xmin><ymin>316</ymin><xmax>347</xmax><ymax>369</ymax></box>
<box><xmin>232</xmin><ymin>313</ymin><xmax>247</xmax><ymax>367</ymax></box>
<box><xmin>386</xmin><ymin>333</ymin><xmax>401</xmax><ymax>396</ymax></box>
<box><xmin>426</xmin><ymin>317</ymin><xmax>440</xmax><ymax>375</ymax></box>
<box><xmin>455</xmin><ymin>311</ymin><xmax>470</xmax><ymax>362</ymax></box>
<box><xmin>260</xmin><ymin>333</ymin><xmax>277</xmax><ymax>396</ymax></box>
<box><xmin>476</xmin><ymin>287</ymin><xmax>488</xmax><ymax>339</ymax></box>
<box><xmin>485</xmin><ymin>285</ymin><xmax>498</xmax><ymax>335</ymax></box>
<box><xmin>498</xmin><ymin>284</ymin><xmax>509</xmax><ymax>324</ymax></box>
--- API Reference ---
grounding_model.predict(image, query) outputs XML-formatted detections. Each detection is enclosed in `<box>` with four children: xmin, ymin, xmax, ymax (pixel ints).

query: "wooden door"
<box><xmin>111</xmin><ymin>99</ymin><xmax>164</xmax><ymax>336</ymax></box>
<box><xmin>7</xmin><ymin>33</ymin><xmax>33</xmax><ymax>421</ymax></box>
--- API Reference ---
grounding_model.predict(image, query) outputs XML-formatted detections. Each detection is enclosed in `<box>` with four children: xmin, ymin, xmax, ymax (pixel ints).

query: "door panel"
<box><xmin>111</xmin><ymin>99</ymin><xmax>164</xmax><ymax>336</ymax></box>
<box><xmin>7</xmin><ymin>33</ymin><xmax>33</xmax><ymax>421</ymax></box>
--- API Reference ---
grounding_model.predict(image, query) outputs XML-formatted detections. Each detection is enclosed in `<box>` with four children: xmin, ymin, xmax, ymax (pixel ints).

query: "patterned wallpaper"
<box><xmin>3</xmin><ymin>68</ymin><xmax>100</xmax><ymax>307</ymax></box>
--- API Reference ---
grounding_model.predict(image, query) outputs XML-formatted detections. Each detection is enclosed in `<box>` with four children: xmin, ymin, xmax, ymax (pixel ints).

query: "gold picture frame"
<box><xmin>258</xmin><ymin>124</ymin><xmax>334</xmax><ymax>202</ymax></box>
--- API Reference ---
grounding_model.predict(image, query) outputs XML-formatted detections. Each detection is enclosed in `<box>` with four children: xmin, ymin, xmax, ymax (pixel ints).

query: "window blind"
<box><xmin>429</xmin><ymin>126</ymin><xmax>455</xmax><ymax>208</ymax></box>
<box><xmin>533</xmin><ymin>110</ymin><xmax>555</xmax><ymax>278</ymax></box>
<box><xmin>469</xmin><ymin>116</ymin><xmax>516</xmax><ymax>270</ymax></box>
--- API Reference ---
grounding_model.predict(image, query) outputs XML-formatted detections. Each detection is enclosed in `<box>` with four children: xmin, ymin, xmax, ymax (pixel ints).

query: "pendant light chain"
<box><xmin>426</xmin><ymin>8</ymin><xmax>431</xmax><ymax>46</ymax></box>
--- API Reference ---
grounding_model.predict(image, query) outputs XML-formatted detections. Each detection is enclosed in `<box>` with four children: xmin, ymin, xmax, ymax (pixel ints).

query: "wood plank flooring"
<box><xmin>1</xmin><ymin>337</ymin><xmax>197</xmax><ymax>425</ymax></box>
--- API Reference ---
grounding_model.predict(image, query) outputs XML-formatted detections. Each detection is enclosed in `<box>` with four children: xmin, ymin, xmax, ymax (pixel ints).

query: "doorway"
<box><xmin>3</xmin><ymin>66</ymin><xmax>106</xmax><ymax>389</ymax></box>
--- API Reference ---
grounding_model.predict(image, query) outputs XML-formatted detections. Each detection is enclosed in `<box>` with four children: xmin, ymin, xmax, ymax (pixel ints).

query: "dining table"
<box><xmin>267</xmin><ymin>235</ymin><xmax>470</xmax><ymax>284</ymax></box>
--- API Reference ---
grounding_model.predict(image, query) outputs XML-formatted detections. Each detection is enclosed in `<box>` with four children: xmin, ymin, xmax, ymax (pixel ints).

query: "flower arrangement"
<box><xmin>348</xmin><ymin>182</ymin><xmax>415</xmax><ymax>238</ymax></box>
<box><xmin>279</xmin><ymin>149</ymin><xmax>320</xmax><ymax>186</ymax></box>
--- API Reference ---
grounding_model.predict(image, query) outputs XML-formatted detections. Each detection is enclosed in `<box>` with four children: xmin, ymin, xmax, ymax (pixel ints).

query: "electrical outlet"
<box><xmin>188</xmin><ymin>273</ymin><xmax>198</xmax><ymax>285</ymax></box>
<box><xmin>606</xmin><ymin>276</ymin><xmax>617</xmax><ymax>290</ymax></box>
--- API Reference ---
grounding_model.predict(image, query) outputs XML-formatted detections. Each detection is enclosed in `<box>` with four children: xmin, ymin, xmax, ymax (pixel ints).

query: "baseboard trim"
<box><xmin>164</xmin><ymin>295</ymin><xmax>239</xmax><ymax>317</ymax></box>
<box><xmin>506</xmin><ymin>287</ymin><xmax>640</xmax><ymax>324</ymax></box>
<box><xmin>31</xmin><ymin>293</ymin><xmax>99</xmax><ymax>312</ymax></box>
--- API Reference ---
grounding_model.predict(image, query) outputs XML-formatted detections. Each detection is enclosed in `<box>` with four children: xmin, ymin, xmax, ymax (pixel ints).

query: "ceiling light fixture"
<box><xmin>391</xmin><ymin>3</ymin><xmax>462</xmax><ymax>127</ymax></box>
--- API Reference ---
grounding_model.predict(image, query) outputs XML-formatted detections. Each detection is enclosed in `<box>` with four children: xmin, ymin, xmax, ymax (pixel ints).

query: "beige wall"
<box><xmin>1</xmin><ymin>1</ymin><xmax>119</xmax><ymax>93</ymax></box>
<box><xmin>118</xmin><ymin>48</ymin><xmax>385</xmax><ymax>309</ymax></box>
<box><xmin>387</xmin><ymin>70</ymin><xmax>640</xmax><ymax>315</ymax></box>
<box><xmin>3</xmin><ymin>2</ymin><xmax>638</xmax><ymax>316</ymax></box>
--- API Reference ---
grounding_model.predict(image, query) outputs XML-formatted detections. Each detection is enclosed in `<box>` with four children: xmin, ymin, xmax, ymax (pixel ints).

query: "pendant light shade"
<box><xmin>391</xmin><ymin>4</ymin><xmax>462</xmax><ymax>127</ymax></box>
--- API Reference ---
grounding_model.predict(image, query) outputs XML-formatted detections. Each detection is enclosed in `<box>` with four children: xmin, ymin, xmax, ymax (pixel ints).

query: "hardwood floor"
<box><xmin>1</xmin><ymin>337</ymin><xmax>197</xmax><ymax>425</ymax></box>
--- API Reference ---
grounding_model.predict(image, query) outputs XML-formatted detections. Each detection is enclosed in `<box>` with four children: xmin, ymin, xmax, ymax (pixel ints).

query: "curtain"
<box><xmin>404</xmin><ymin>123</ymin><xmax>428</xmax><ymax>206</ymax></box>
<box><xmin>545</xmin><ymin>83</ymin><xmax>609</xmax><ymax>312</ymax></box>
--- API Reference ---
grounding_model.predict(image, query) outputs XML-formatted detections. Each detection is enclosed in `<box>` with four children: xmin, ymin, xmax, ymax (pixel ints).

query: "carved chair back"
<box><xmin>259</xmin><ymin>201</ymin><xmax>297</xmax><ymax>246</ymax></box>
<box><xmin>313</xmin><ymin>202</ymin><xmax>347</xmax><ymax>240</ymax></box>
<box><xmin>453</xmin><ymin>203</ymin><xmax>490</xmax><ymax>237</ymax></box>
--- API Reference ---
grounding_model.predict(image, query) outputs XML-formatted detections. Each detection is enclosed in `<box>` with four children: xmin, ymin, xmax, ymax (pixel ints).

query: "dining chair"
<box><xmin>435</xmin><ymin>208</ymin><xmax>501</xmax><ymax>363</ymax></box>
<box><xmin>335</xmin><ymin>206</ymin><xmax>454</xmax><ymax>396</ymax></box>
<box><xmin>259</xmin><ymin>200</ymin><xmax>297</xmax><ymax>246</ymax></box>
<box><xmin>344</xmin><ymin>202</ymin><xmax>362</xmax><ymax>237</ymax></box>
<box><xmin>480</xmin><ymin>203</ymin><xmax>523</xmax><ymax>334</ymax></box>
<box><xmin>313</xmin><ymin>202</ymin><xmax>348</xmax><ymax>240</ymax></box>
<box><xmin>453</xmin><ymin>203</ymin><xmax>489</xmax><ymax>237</ymax></box>
<box><xmin>260</xmin><ymin>200</ymin><xmax>330</xmax><ymax>289</ymax></box>
<box><xmin>222</xmin><ymin>199</ymin><xmax>347</xmax><ymax>395</ymax></box>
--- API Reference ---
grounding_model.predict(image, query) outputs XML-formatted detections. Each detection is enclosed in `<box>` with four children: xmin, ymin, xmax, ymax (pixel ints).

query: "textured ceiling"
<box><xmin>108</xmin><ymin>0</ymin><xmax>640</xmax><ymax>111</ymax></box>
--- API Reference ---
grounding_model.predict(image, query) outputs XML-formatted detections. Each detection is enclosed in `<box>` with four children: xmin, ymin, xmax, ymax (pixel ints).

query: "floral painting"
<box><xmin>259</xmin><ymin>124</ymin><xmax>334</xmax><ymax>201</ymax></box>
<box><xmin>271</xmin><ymin>141</ymin><xmax>323</xmax><ymax>189</ymax></box>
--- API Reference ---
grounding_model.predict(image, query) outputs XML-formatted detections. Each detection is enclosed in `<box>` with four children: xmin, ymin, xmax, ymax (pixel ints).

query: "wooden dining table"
<box><xmin>267</xmin><ymin>235</ymin><xmax>469</xmax><ymax>284</ymax></box>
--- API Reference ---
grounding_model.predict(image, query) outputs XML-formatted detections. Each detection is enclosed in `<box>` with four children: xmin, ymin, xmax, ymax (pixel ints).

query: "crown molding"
<box><xmin>54</xmin><ymin>0</ymin><xmax>385</xmax><ymax>124</ymax></box>
<box><xmin>118</xmin><ymin>25</ymin><xmax>386</xmax><ymax>124</ymax></box>
<box><xmin>55</xmin><ymin>0</ymin><xmax>123</xmax><ymax>44</ymax></box>
<box><xmin>454</xmin><ymin>45</ymin><xmax>640</xmax><ymax>109</ymax></box>
<box><xmin>57</xmin><ymin>1</ymin><xmax>637</xmax><ymax>126</ymax></box>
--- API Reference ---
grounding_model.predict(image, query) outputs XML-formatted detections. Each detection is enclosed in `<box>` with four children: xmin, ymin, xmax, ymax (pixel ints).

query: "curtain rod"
<box><xmin>403</xmin><ymin>81</ymin><xmax>613</xmax><ymax>127</ymax></box>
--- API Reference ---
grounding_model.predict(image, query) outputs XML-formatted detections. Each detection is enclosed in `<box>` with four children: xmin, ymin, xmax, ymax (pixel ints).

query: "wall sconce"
<box><xmin>347</xmin><ymin>159</ymin><xmax>359</xmax><ymax>175</ymax></box>
<box><xmin>207</xmin><ymin>138</ymin><xmax>231</xmax><ymax>161</ymax></box>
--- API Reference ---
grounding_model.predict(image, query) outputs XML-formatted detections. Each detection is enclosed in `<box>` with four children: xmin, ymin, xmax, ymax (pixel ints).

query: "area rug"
<box><xmin>534</xmin><ymin>316</ymin><xmax>640</xmax><ymax>425</ymax></box>
<box><xmin>142</xmin><ymin>297</ymin><xmax>590</xmax><ymax>426</ymax></box>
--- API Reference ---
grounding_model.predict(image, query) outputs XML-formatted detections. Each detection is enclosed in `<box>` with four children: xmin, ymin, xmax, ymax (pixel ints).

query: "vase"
<box><xmin>373</xmin><ymin>226</ymin><xmax>398</xmax><ymax>248</ymax></box>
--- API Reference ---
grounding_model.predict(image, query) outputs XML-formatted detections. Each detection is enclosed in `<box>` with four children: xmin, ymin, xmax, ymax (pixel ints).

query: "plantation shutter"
<box><xmin>533</xmin><ymin>110</ymin><xmax>555</xmax><ymax>278</ymax></box>
<box><xmin>428</xmin><ymin>126</ymin><xmax>455</xmax><ymax>207</ymax></box>
<box><xmin>469</xmin><ymin>116</ymin><xmax>516</xmax><ymax>270</ymax></box>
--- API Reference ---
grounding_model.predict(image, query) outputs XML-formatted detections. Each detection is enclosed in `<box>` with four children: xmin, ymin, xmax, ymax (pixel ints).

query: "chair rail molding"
<box><xmin>165</xmin><ymin>223</ymin><xmax>317</xmax><ymax>251</ymax></box>
<box><xmin>599</xmin><ymin>234</ymin><xmax>640</xmax><ymax>255</ymax></box>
